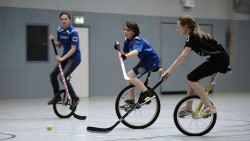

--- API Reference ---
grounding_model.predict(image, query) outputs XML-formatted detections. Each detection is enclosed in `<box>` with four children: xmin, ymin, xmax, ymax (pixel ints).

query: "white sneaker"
<box><xmin>178</xmin><ymin>106</ymin><xmax>193</xmax><ymax>117</ymax></box>
<box><xmin>199</xmin><ymin>106</ymin><xmax>217</xmax><ymax>117</ymax></box>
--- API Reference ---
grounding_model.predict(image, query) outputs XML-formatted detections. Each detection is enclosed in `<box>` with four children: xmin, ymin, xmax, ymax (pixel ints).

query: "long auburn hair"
<box><xmin>178</xmin><ymin>15</ymin><xmax>211</xmax><ymax>40</ymax></box>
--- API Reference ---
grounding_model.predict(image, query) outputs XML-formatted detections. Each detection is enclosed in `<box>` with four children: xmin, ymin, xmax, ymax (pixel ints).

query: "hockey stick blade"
<box><xmin>86</xmin><ymin>104</ymin><xmax>134</xmax><ymax>133</ymax></box>
<box><xmin>72</xmin><ymin>105</ymin><xmax>87</xmax><ymax>120</ymax></box>
<box><xmin>73</xmin><ymin>112</ymin><xmax>87</xmax><ymax>120</ymax></box>
<box><xmin>87</xmin><ymin>121</ymin><xmax>119</xmax><ymax>133</ymax></box>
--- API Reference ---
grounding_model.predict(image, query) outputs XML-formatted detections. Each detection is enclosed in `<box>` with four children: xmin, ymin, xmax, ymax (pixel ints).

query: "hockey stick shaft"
<box><xmin>118</xmin><ymin>51</ymin><xmax>133</xmax><ymax>80</ymax></box>
<box><xmin>51</xmin><ymin>39</ymin><xmax>71</xmax><ymax>101</ymax></box>
<box><xmin>51</xmin><ymin>40</ymin><xmax>86</xmax><ymax>120</ymax></box>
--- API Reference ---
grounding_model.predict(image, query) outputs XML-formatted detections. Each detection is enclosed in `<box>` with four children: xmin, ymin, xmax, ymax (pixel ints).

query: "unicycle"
<box><xmin>173</xmin><ymin>67</ymin><xmax>231</xmax><ymax>136</ymax></box>
<box><xmin>173</xmin><ymin>95</ymin><xmax>217</xmax><ymax>136</ymax></box>
<box><xmin>53</xmin><ymin>89</ymin><xmax>74</xmax><ymax>118</ymax></box>
<box><xmin>115</xmin><ymin>71</ymin><xmax>161</xmax><ymax>129</ymax></box>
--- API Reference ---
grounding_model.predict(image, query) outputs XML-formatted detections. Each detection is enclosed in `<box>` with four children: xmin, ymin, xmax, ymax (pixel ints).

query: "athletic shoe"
<box><xmin>138</xmin><ymin>90</ymin><xmax>155</xmax><ymax>104</ymax></box>
<box><xmin>178</xmin><ymin>106</ymin><xmax>194</xmax><ymax>117</ymax></box>
<box><xmin>199</xmin><ymin>106</ymin><xmax>217</xmax><ymax>117</ymax></box>
<box><xmin>47</xmin><ymin>96</ymin><xmax>62</xmax><ymax>105</ymax></box>
<box><xmin>120</xmin><ymin>99</ymin><xmax>135</xmax><ymax>111</ymax></box>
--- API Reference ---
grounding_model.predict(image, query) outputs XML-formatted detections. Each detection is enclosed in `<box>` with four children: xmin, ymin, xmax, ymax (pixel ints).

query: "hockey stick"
<box><xmin>51</xmin><ymin>39</ymin><xmax>86</xmax><ymax>120</ymax></box>
<box><xmin>118</xmin><ymin>51</ymin><xmax>133</xmax><ymax>80</ymax></box>
<box><xmin>73</xmin><ymin>109</ymin><xmax>86</xmax><ymax>120</ymax></box>
<box><xmin>86</xmin><ymin>76</ymin><xmax>166</xmax><ymax>133</ymax></box>
<box><xmin>86</xmin><ymin>104</ymin><xmax>134</xmax><ymax>133</ymax></box>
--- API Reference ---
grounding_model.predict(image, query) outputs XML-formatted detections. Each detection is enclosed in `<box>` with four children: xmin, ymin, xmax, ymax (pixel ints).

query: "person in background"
<box><xmin>48</xmin><ymin>11</ymin><xmax>81</xmax><ymax>109</ymax></box>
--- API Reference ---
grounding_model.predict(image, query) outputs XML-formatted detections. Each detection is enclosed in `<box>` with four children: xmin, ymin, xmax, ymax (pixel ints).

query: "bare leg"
<box><xmin>186</xmin><ymin>81</ymin><xmax>195</xmax><ymax>109</ymax></box>
<box><xmin>127</xmin><ymin>81</ymin><xmax>135</xmax><ymax>100</ymax></box>
<box><xmin>126</xmin><ymin>70</ymin><xmax>148</xmax><ymax>100</ymax></box>
<box><xmin>127</xmin><ymin>70</ymin><xmax>147</xmax><ymax>92</ymax></box>
<box><xmin>187</xmin><ymin>80</ymin><xmax>213</xmax><ymax>108</ymax></box>
<box><xmin>187</xmin><ymin>81</ymin><xmax>195</xmax><ymax>96</ymax></box>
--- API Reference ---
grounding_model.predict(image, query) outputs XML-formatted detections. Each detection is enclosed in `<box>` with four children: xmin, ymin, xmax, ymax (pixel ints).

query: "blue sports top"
<box><xmin>57</xmin><ymin>25</ymin><xmax>81</xmax><ymax>62</ymax></box>
<box><xmin>123</xmin><ymin>36</ymin><xmax>160</xmax><ymax>67</ymax></box>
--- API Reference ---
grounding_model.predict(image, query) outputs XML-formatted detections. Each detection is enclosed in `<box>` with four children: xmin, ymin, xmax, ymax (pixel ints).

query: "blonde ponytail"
<box><xmin>178</xmin><ymin>15</ymin><xmax>212</xmax><ymax>40</ymax></box>
<box><xmin>195</xmin><ymin>22</ymin><xmax>212</xmax><ymax>40</ymax></box>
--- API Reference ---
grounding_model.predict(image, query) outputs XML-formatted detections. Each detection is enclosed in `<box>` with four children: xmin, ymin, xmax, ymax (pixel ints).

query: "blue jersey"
<box><xmin>57</xmin><ymin>26</ymin><xmax>81</xmax><ymax>62</ymax></box>
<box><xmin>123</xmin><ymin>36</ymin><xmax>160</xmax><ymax>67</ymax></box>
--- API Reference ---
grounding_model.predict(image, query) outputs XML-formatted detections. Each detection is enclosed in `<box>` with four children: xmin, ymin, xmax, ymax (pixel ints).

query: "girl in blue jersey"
<box><xmin>115</xmin><ymin>20</ymin><xmax>160</xmax><ymax>106</ymax></box>
<box><xmin>48</xmin><ymin>11</ymin><xmax>81</xmax><ymax>108</ymax></box>
<box><xmin>161</xmin><ymin>15</ymin><xmax>230</xmax><ymax>117</ymax></box>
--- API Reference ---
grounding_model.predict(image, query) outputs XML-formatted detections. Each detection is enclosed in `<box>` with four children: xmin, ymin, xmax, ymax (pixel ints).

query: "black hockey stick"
<box><xmin>73</xmin><ymin>108</ymin><xmax>87</xmax><ymax>120</ymax></box>
<box><xmin>86</xmin><ymin>79</ymin><xmax>164</xmax><ymax>133</ymax></box>
<box><xmin>86</xmin><ymin>105</ymin><xmax>133</xmax><ymax>133</ymax></box>
<box><xmin>51</xmin><ymin>39</ymin><xmax>86</xmax><ymax>120</ymax></box>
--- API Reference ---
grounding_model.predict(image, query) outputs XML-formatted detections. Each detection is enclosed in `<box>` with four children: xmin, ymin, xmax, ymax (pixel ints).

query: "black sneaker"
<box><xmin>70</xmin><ymin>97</ymin><xmax>79</xmax><ymax>109</ymax></box>
<box><xmin>120</xmin><ymin>99</ymin><xmax>135</xmax><ymax>111</ymax></box>
<box><xmin>48</xmin><ymin>96</ymin><xmax>62</xmax><ymax>105</ymax></box>
<box><xmin>138</xmin><ymin>90</ymin><xmax>155</xmax><ymax>104</ymax></box>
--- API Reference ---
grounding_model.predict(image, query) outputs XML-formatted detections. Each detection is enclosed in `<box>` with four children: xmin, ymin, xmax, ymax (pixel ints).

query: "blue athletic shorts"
<box><xmin>133</xmin><ymin>61</ymin><xmax>157</xmax><ymax>76</ymax></box>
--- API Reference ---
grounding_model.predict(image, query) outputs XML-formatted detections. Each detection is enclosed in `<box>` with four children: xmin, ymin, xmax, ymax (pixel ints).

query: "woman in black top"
<box><xmin>161</xmin><ymin>15</ymin><xmax>230</xmax><ymax>117</ymax></box>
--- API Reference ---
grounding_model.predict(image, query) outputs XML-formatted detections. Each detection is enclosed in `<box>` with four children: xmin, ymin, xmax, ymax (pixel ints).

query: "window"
<box><xmin>27</xmin><ymin>25</ymin><xmax>48</xmax><ymax>61</ymax></box>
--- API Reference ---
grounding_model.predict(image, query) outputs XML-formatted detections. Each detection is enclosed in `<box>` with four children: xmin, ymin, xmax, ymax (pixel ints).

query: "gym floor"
<box><xmin>0</xmin><ymin>92</ymin><xmax>250</xmax><ymax>141</ymax></box>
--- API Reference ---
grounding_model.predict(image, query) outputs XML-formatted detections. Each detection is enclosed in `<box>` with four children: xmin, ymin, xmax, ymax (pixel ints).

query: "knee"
<box><xmin>127</xmin><ymin>81</ymin><xmax>132</xmax><ymax>85</ymax></box>
<box><xmin>127</xmin><ymin>72</ymin><xmax>136</xmax><ymax>84</ymax></box>
<box><xmin>50</xmin><ymin>72</ymin><xmax>57</xmax><ymax>80</ymax></box>
<box><xmin>187</xmin><ymin>80</ymin><xmax>194</xmax><ymax>85</ymax></box>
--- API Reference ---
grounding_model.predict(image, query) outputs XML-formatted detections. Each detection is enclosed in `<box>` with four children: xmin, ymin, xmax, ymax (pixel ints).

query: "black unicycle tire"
<box><xmin>53</xmin><ymin>89</ymin><xmax>73</xmax><ymax>118</ymax></box>
<box><xmin>173</xmin><ymin>95</ymin><xmax>217</xmax><ymax>136</ymax></box>
<box><xmin>115</xmin><ymin>85</ymin><xmax>161</xmax><ymax>129</ymax></box>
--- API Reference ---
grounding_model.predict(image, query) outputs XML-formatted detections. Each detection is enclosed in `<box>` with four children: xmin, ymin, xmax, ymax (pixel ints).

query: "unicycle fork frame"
<box><xmin>193</xmin><ymin>73</ymin><xmax>219</xmax><ymax>117</ymax></box>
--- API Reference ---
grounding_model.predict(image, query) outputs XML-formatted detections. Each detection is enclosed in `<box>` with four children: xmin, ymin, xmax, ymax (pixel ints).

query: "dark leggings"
<box><xmin>187</xmin><ymin>53</ymin><xmax>229</xmax><ymax>82</ymax></box>
<box><xmin>50</xmin><ymin>59</ymin><xmax>80</xmax><ymax>98</ymax></box>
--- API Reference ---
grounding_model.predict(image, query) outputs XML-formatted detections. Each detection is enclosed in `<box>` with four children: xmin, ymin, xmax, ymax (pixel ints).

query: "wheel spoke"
<box><xmin>173</xmin><ymin>95</ymin><xmax>216</xmax><ymax>136</ymax></box>
<box><xmin>115</xmin><ymin>85</ymin><xmax>161</xmax><ymax>129</ymax></box>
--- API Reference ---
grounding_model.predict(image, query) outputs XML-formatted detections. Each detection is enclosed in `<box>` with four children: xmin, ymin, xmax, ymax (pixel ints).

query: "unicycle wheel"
<box><xmin>173</xmin><ymin>95</ymin><xmax>217</xmax><ymax>136</ymax></box>
<box><xmin>53</xmin><ymin>89</ymin><xmax>73</xmax><ymax>118</ymax></box>
<box><xmin>115</xmin><ymin>85</ymin><xmax>161</xmax><ymax>129</ymax></box>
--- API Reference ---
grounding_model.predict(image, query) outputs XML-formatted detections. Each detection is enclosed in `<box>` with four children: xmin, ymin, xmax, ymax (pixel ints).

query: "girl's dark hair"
<box><xmin>178</xmin><ymin>15</ymin><xmax>211</xmax><ymax>40</ymax></box>
<box><xmin>124</xmin><ymin>20</ymin><xmax>140</xmax><ymax>37</ymax></box>
<box><xmin>59</xmin><ymin>11</ymin><xmax>71</xmax><ymax>20</ymax></box>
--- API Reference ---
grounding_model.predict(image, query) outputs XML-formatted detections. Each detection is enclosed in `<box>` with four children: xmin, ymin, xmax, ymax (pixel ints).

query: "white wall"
<box><xmin>0</xmin><ymin>0</ymin><xmax>249</xmax><ymax>20</ymax></box>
